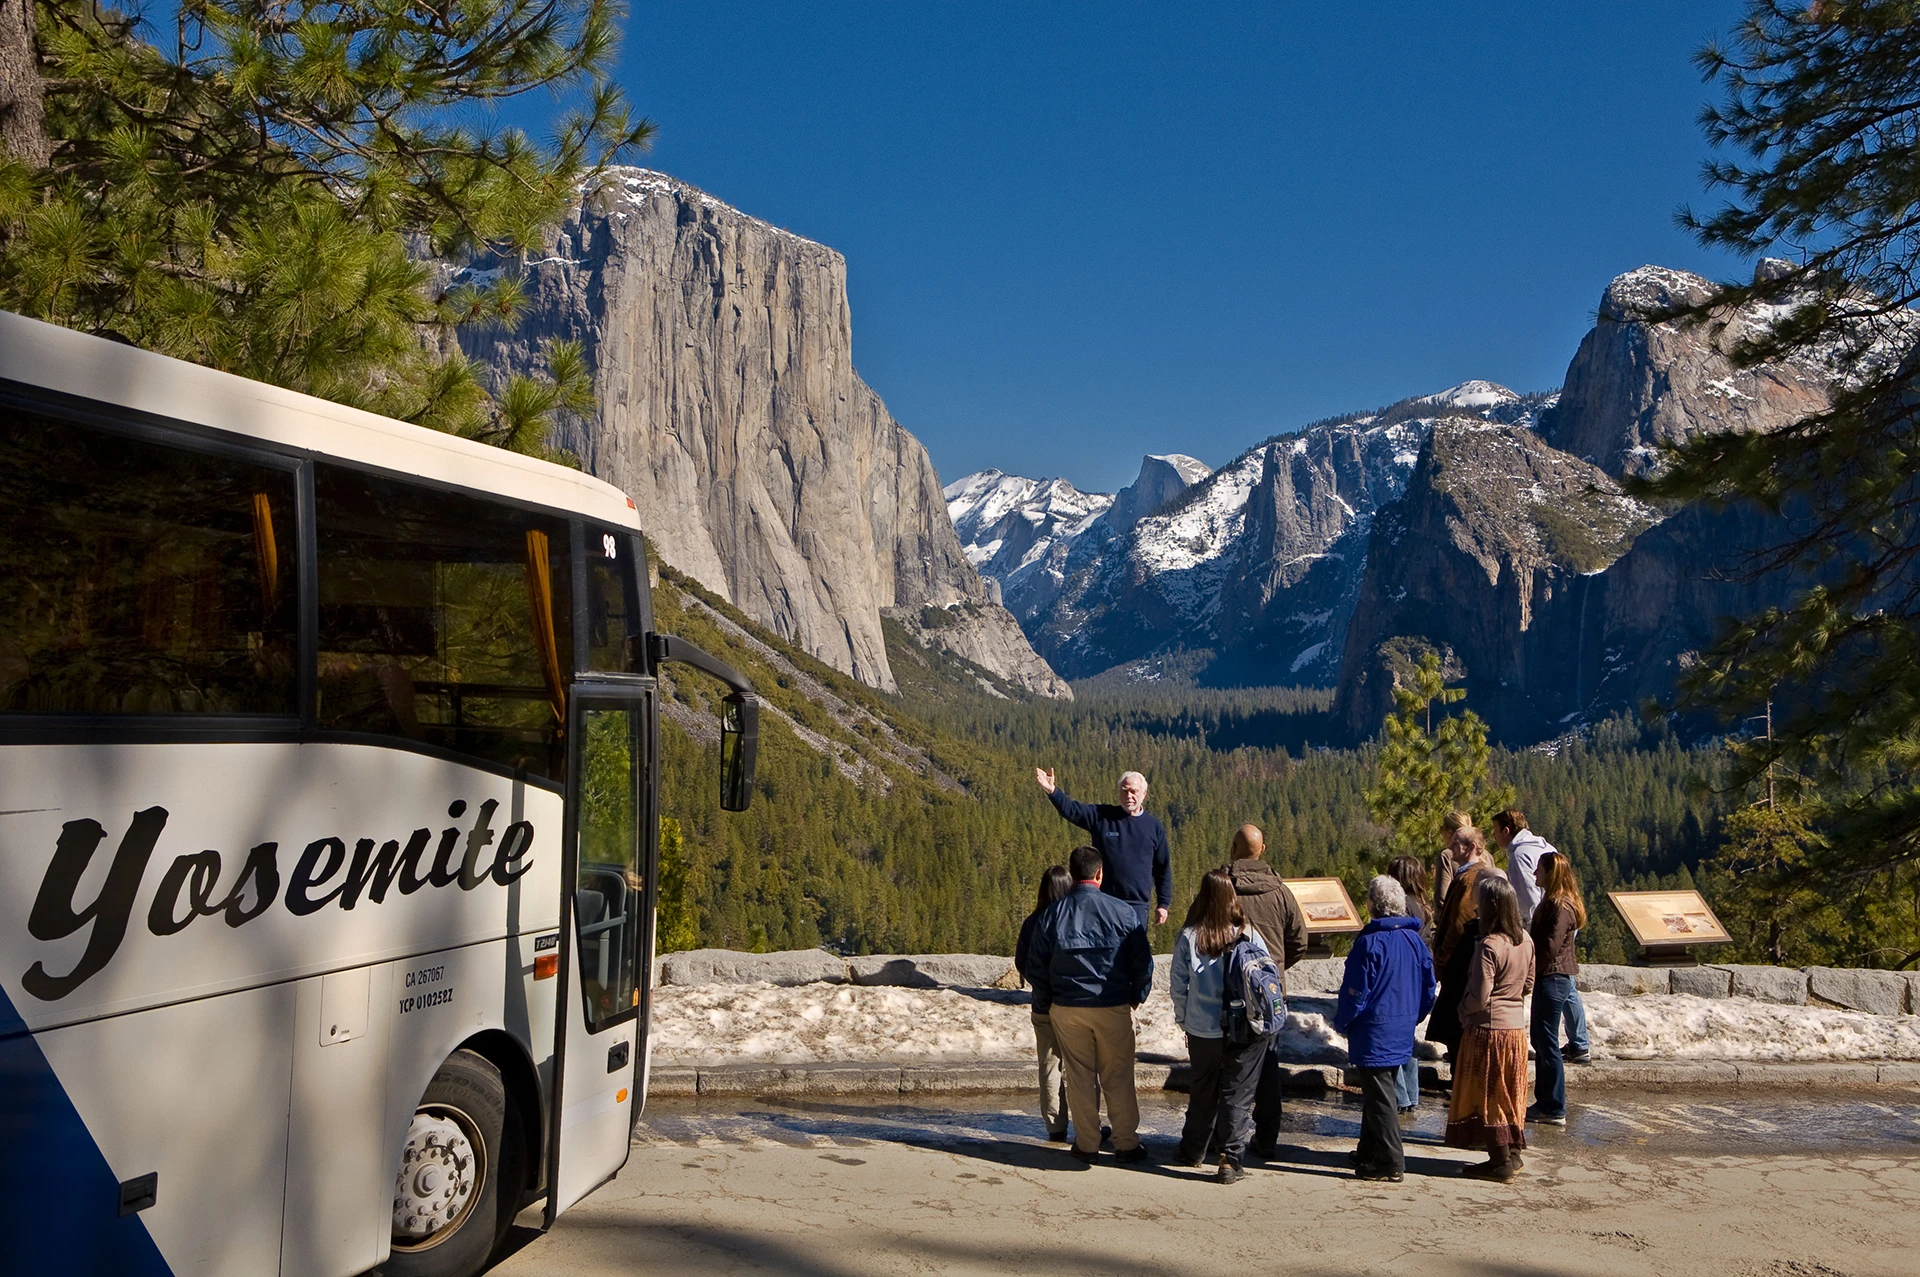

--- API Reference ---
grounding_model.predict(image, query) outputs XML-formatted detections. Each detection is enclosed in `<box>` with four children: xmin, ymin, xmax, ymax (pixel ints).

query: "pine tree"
<box><xmin>0</xmin><ymin>0</ymin><xmax>646</xmax><ymax>455</ymax></box>
<box><xmin>1364</xmin><ymin>652</ymin><xmax>1516</xmax><ymax>857</ymax></box>
<box><xmin>1634</xmin><ymin>1</ymin><xmax>1920</xmax><ymax>877</ymax></box>
<box><xmin>656</xmin><ymin>816</ymin><xmax>699</xmax><ymax>954</ymax></box>
<box><xmin>1706</xmin><ymin>801</ymin><xmax>1827</xmax><ymax>964</ymax></box>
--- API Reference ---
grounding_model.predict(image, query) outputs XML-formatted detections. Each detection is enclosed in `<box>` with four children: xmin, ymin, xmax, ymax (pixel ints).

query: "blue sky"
<box><xmin>615</xmin><ymin>2</ymin><xmax>1751</xmax><ymax>493</ymax></box>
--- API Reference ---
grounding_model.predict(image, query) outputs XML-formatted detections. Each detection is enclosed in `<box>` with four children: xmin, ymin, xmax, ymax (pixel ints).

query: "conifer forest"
<box><xmin>645</xmin><ymin>567</ymin><xmax>1879</xmax><ymax>969</ymax></box>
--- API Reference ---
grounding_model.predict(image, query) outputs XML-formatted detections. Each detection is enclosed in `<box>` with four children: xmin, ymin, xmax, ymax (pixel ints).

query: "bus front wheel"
<box><xmin>381</xmin><ymin>1049</ymin><xmax>526</xmax><ymax>1277</ymax></box>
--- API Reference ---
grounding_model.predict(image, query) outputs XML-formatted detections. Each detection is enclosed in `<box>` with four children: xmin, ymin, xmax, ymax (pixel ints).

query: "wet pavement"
<box><xmin>626</xmin><ymin>1087</ymin><xmax>1920</xmax><ymax>1158</ymax></box>
<box><xmin>491</xmin><ymin>1088</ymin><xmax>1920</xmax><ymax>1277</ymax></box>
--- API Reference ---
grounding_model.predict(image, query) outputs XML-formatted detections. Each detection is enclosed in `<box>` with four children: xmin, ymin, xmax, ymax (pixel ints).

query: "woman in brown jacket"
<box><xmin>1444</xmin><ymin>873</ymin><xmax>1535</xmax><ymax>1180</ymax></box>
<box><xmin>1424</xmin><ymin>827</ymin><xmax>1502</xmax><ymax>1059</ymax></box>
<box><xmin>1527</xmin><ymin>852</ymin><xmax>1586</xmax><ymax>1126</ymax></box>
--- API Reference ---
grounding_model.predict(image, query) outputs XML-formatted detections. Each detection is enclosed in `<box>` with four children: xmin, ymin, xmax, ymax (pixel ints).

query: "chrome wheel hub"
<box><xmin>392</xmin><ymin>1108</ymin><xmax>483</xmax><ymax>1248</ymax></box>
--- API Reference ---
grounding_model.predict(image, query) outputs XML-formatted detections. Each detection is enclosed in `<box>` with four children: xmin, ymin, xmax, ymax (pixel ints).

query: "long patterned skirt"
<box><xmin>1444</xmin><ymin>1026</ymin><xmax>1528</xmax><ymax>1151</ymax></box>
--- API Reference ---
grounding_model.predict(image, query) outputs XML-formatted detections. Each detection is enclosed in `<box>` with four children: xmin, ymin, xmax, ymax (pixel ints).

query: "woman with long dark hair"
<box><xmin>1527</xmin><ymin>852</ymin><xmax>1588</xmax><ymax>1126</ymax></box>
<box><xmin>1444</xmin><ymin>873</ymin><xmax>1535</xmax><ymax>1180</ymax></box>
<box><xmin>1016</xmin><ymin>864</ymin><xmax>1078</xmax><ymax>1140</ymax></box>
<box><xmin>1169</xmin><ymin>867</ymin><xmax>1273</xmax><ymax>1184</ymax></box>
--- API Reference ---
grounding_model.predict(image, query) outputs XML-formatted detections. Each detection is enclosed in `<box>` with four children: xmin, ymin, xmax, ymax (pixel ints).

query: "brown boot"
<box><xmin>1461</xmin><ymin>1147</ymin><xmax>1515</xmax><ymax>1182</ymax></box>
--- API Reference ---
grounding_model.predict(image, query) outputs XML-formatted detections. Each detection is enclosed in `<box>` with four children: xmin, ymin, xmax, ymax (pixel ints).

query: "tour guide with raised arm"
<box><xmin>1034</xmin><ymin>768</ymin><xmax>1173</xmax><ymax>927</ymax></box>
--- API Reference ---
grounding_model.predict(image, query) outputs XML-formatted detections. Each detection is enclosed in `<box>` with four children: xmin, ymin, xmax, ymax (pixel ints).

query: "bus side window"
<box><xmin>313</xmin><ymin>466</ymin><xmax>573</xmax><ymax>781</ymax></box>
<box><xmin>0</xmin><ymin>411</ymin><xmax>298</xmax><ymax>715</ymax></box>
<box><xmin>582</xmin><ymin>527</ymin><xmax>638</xmax><ymax>674</ymax></box>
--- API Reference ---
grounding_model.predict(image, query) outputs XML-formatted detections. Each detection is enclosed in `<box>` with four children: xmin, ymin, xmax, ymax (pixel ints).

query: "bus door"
<box><xmin>544</xmin><ymin>682</ymin><xmax>654</xmax><ymax>1220</ymax></box>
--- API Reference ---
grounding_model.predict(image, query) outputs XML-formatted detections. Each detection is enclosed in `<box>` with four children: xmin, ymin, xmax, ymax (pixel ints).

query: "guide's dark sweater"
<box><xmin>1047</xmin><ymin>789</ymin><xmax>1173</xmax><ymax>912</ymax></box>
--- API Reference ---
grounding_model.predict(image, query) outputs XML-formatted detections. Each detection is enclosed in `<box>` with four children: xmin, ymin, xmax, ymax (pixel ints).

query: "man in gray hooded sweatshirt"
<box><xmin>1227</xmin><ymin>824</ymin><xmax>1308</xmax><ymax>1159</ymax></box>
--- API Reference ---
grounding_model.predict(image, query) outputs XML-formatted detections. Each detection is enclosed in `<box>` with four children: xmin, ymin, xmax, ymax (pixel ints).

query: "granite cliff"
<box><xmin>1332</xmin><ymin>263</ymin><xmax>1870</xmax><ymax>741</ymax></box>
<box><xmin>455</xmin><ymin>169</ymin><xmax>1068</xmax><ymax>699</ymax></box>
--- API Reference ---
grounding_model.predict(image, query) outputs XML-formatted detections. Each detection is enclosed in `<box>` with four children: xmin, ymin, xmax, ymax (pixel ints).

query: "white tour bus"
<box><xmin>0</xmin><ymin>310</ymin><xmax>760</xmax><ymax>1277</ymax></box>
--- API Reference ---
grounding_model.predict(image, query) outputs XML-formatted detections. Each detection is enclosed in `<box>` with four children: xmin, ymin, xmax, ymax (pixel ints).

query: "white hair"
<box><xmin>1367</xmin><ymin>875</ymin><xmax>1407</xmax><ymax>918</ymax></box>
<box><xmin>1119</xmin><ymin>771</ymin><xmax>1147</xmax><ymax>790</ymax></box>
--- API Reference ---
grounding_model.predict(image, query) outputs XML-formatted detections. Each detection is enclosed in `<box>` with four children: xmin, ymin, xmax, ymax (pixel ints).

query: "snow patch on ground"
<box><xmin>649</xmin><ymin>984</ymin><xmax>1920</xmax><ymax>1066</ymax></box>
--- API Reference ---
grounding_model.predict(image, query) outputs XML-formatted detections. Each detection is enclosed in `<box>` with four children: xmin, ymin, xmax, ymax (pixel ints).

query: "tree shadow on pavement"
<box><xmin>490</xmin><ymin>1218</ymin><xmax>1201</xmax><ymax>1277</ymax></box>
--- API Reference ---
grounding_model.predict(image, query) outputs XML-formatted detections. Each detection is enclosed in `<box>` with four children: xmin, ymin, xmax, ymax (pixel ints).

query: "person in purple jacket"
<box><xmin>1034</xmin><ymin>767</ymin><xmax>1173</xmax><ymax>928</ymax></box>
<box><xmin>1334</xmin><ymin>875</ymin><xmax>1437</xmax><ymax>1182</ymax></box>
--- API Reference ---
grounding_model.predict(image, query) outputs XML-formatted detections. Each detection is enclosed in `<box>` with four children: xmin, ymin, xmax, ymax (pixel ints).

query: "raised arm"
<box><xmin>1045</xmin><ymin>784</ymin><xmax>1101</xmax><ymax>831</ymax></box>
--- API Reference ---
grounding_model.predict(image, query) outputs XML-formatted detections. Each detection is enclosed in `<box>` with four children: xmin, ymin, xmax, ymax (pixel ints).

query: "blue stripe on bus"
<box><xmin>0</xmin><ymin>983</ymin><xmax>175</xmax><ymax>1276</ymax></box>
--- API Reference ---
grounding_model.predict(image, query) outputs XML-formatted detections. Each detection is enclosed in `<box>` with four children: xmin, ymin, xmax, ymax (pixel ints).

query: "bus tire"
<box><xmin>380</xmin><ymin>1048</ymin><xmax>526</xmax><ymax>1277</ymax></box>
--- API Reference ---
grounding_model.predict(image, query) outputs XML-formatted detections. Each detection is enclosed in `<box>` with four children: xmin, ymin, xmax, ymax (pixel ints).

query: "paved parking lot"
<box><xmin>491</xmin><ymin>1089</ymin><xmax>1920</xmax><ymax>1276</ymax></box>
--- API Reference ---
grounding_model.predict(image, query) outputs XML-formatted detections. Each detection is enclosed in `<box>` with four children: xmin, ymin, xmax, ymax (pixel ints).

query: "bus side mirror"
<box><xmin>719</xmin><ymin>693</ymin><xmax>758</xmax><ymax>812</ymax></box>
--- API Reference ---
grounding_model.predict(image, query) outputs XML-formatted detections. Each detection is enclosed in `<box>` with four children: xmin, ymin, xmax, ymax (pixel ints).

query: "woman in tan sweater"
<box><xmin>1444</xmin><ymin>872</ymin><xmax>1535</xmax><ymax>1180</ymax></box>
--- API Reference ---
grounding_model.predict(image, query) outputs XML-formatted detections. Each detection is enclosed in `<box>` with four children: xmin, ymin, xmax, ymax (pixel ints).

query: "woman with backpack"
<box><xmin>1015</xmin><ymin>864</ymin><xmax>1078</xmax><ymax>1141</ymax></box>
<box><xmin>1169</xmin><ymin>867</ymin><xmax>1274</xmax><ymax>1184</ymax></box>
<box><xmin>1444</xmin><ymin>872</ymin><xmax>1535</xmax><ymax>1181</ymax></box>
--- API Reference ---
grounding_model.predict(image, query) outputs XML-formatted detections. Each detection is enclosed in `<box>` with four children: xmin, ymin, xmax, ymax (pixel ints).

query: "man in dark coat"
<box><xmin>1226</xmin><ymin>824</ymin><xmax>1307</xmax><ymax>1159</ymax></box>
<box><xmin>1028</xmin><ymin>845</ymin><xmax>1155</xmax><ymax>1165</ymax></box>
<box><xmin>1035</xmin><ymin>767</ymin><xmax>1172</xmax><ymax>927</ymax></box>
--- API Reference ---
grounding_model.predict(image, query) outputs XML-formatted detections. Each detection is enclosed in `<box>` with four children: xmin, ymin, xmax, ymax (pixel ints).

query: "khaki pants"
<box><xmin>1030</xmin><ymin>1013</ymin><xmax>1069</xmax><ymax>1136</ymax></box>
<box><xmin>1049</xmin><ymin>1003</ymin><xmax>1140</xmax><ymax>1153</ymax></box>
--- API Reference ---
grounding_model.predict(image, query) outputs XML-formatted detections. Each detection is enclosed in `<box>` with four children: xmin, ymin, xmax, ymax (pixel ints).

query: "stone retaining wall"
<box><xmin>644</xmin><ymin>1058</ymin><xmax>1920</xmax><ymax>1100</ymax></box>
<box><xmin>654</xmin><ymin>948</ymin><xmax>1920</xmax><ymax>1017</ymax></box>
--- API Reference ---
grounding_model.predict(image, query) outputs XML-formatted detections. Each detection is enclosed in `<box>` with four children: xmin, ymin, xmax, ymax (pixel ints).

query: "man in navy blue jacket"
<box><xmin>1035</xmin><ymin>767</ymin><xmax>1172</xmax><ymax>927</ymax></box>
<box><xmin>1333</xmin><ymin>875</ymin><xmax>1437</xmax><ymax>1182</ymax></box>
<box><xmin>1029</xmin><ymin>845</ymin><xmax>1155</xmax><ymax>1165</ymax></box>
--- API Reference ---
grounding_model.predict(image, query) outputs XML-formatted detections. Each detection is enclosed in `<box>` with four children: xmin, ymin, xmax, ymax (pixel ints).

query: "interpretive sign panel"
<box><xmin>1607</xmin><ymin>889</ymin><xmax>1733</xmax><ymax>949</ymax></box>
<box><xmin>1283</xmin><ymin>878</ymin><xmax>1362</xmax><ymax>934</ymax></box>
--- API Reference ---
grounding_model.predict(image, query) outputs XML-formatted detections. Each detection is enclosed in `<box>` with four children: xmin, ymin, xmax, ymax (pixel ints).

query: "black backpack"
<box><xmin>1220</xmin><ymin>935</ymin><xmax>1288</xmax><ymax>1045</ymax></box>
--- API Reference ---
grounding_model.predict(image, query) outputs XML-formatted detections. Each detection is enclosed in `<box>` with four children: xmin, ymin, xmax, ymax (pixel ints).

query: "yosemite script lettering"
<box><xmin>22</xmin><ymin>799</ymin><xmax>535</xmax><ymax>1001</ymax></box>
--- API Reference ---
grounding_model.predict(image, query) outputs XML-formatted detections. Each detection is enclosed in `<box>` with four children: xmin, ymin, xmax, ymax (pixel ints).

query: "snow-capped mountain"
<box><xmin>956</xmin><ymin>387</ymin><xmax>1553</xmax><ymax>686</ymax></box>
<box><xmin>944</xmin><ymin>454</ymin><xmax>1211</xmax><ymax>620</ymax></box>
<box><xmin>943</xmin><ymin>471</ymin><xmax>1113</xmax><ymax>581</ymax></box>
<box><xmin>944</xmin><ymin>260</ymin><xmax>1919</xmax><ymax>744</ymax></box>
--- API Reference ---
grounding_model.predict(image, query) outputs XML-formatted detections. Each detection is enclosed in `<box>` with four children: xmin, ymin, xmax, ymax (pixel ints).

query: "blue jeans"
<box><xmin>1562</xmin><ymin>985</ymin><xmax>1590</xmax><ymax>1053</ymax></box>
<box><xmin>1531</xmin><ymin>973</ymin><xmax>1577</xmax><ymax>1117</ymax></box>
<box><xmin>1393</xmin><ymin>1057</ymin><xmax>1420</xmax><ymax>1109</ymax></box>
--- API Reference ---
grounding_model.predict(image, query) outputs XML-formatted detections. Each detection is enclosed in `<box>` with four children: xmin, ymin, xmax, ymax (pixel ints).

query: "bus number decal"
<box><xmin>399</xmin><ymin>986</ymin><xmax>455</xmax><ymax>1015</ymax></box>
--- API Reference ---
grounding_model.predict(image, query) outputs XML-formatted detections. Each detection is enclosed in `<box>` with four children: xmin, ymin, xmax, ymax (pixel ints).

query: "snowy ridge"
<box><xmin>586</xmin><ymin>168</ymin><xmax>830</xmax><ymax>250</ymax></box>
<box><xmin>952</xmin><ymin>381</ymin><xmax>1559</xmax><ymax>685</ymax></box>
<box><xmin>1423</xmin><ymin>380</ymin><xmax>1519</xmax><ymax>410</ymax></box>
<box><xmin>1131</xmin><ymin>449</ymin><xmax>1264</xmax><ymax>574</ymax></box>
<box><xmin>943</xmin><ymin>470</ymin><xmax>1116</xmax><ymax>602</ymax></box>
<box><xmin>1148</xmin><ymin>453</ymin><xmax>1213</xmax><ymax>485</ymax></box>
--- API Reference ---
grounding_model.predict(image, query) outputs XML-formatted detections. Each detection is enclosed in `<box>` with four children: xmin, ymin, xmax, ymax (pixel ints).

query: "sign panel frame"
<box><xmin>1283</xmin><ymin>877</ymin><xmax>1364</xmax><ymax>936</ymax></box>
<box><xmin>1606</xmin><ymin>889</ymin><xmax>1735</xmax><ymax>953</ymax></box>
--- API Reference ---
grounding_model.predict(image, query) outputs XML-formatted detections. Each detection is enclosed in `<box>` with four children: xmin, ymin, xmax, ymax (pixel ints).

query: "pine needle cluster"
<box><xmin>1631</xmin><ymin>2</ymin><xmax>1920</xmax><ymax>882</ymax></box>
<box><xmin>0</xmin><ymin>0</ymin><xmax>644</xmax><ymax>456</ymax></box>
